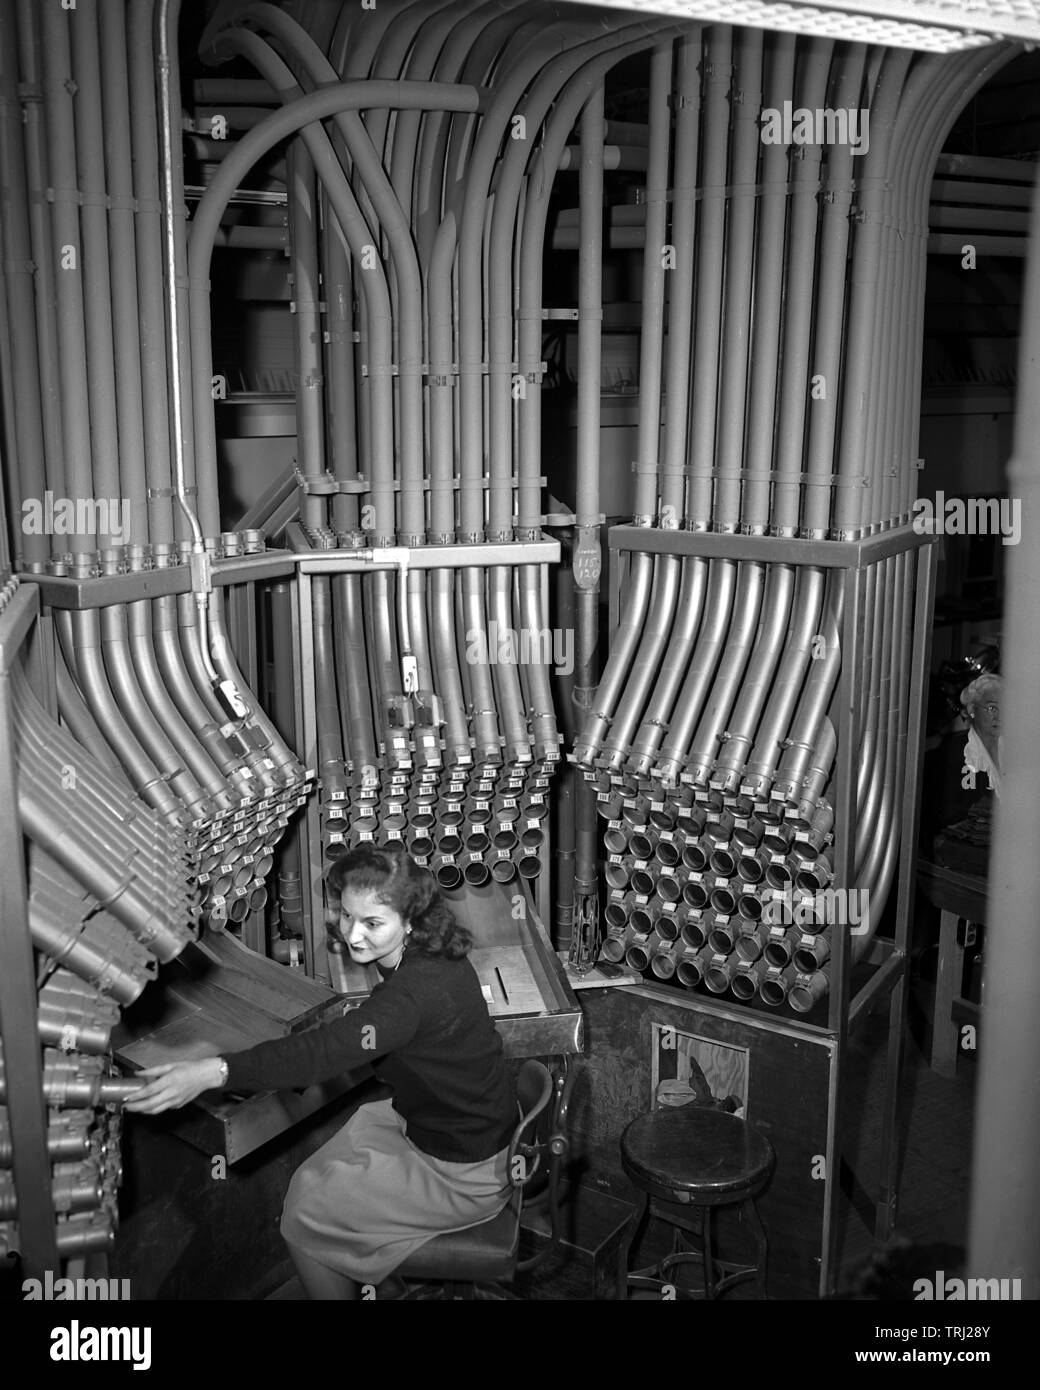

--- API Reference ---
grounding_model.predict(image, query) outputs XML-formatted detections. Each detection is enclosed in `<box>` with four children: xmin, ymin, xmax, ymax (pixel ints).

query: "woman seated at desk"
<box><xmin>126</xmin><ymin>844</ymin><xmax>517</xmax><ymax>1299</ymax></box>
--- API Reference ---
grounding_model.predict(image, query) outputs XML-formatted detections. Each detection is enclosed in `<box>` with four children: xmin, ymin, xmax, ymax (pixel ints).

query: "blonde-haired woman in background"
<box><xmin>960</xmin><ymin>673</ymin><xmax>1002</xmax><ymax>799</ymax></box>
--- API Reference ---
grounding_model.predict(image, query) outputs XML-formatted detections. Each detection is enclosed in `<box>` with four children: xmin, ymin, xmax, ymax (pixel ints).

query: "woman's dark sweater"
<box><xmin>223</xmin><ymin>951</ymin><xmax>516</xmax><ymax>1162</ymax></box>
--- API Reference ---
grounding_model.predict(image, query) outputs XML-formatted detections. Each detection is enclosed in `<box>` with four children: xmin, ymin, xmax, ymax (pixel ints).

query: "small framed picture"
<box><xmin>651</xmin><ymin>1022</ymin><xmax>750</xmax><ymax>1118</ymax></box>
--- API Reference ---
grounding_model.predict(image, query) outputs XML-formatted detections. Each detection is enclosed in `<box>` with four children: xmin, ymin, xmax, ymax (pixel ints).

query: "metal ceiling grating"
<box><xmin>560</xmin><ymin>0</ymin><xmax>1040</xmax><ymax>51</ymax></box>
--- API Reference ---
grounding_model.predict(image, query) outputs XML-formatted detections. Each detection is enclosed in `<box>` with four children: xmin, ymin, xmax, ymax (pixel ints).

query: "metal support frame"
<box><xmin>29</xmin><ymin>551</ymin><xmax>297</xmax><ymax>610</ymax></box>
<box><xmin>607</xmin><ymin>522</ymin><xmax>938</xmax><ymax>1296</ymax></box>
<box><xmin>226</xmin><ymin>580</ymin><xmax>264</xmax><ymax>953</ymax></box>
<box><xmin>0</xmin><ymin>584</ymin><xmax>59</xmax><ymax>1277</ymax></box>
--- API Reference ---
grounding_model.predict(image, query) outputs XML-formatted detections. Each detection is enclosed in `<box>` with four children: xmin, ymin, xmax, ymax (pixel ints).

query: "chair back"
<box><xmin>507</xmin><ymin>1059</ymin><xmax>574</xmax><ymax>1274</ymax></box>
<box><xmin>507</xmin><ymin>1060</ymin><xmax>555</xmax><ymax>1189</ymax></box>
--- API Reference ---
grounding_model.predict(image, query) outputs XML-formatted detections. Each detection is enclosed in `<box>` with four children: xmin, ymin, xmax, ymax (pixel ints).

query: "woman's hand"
<box><xmin>123</xmin><ymin>1057</ymin><xmax>226</xmax><ymax>1114</ymax></box>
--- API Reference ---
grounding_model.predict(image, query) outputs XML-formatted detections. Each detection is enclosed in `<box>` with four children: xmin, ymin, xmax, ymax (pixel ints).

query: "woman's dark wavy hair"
<box><xmin>325</xmin><ymin>843</ymin><xmax>472</xmax><ymax>960</ymax></box>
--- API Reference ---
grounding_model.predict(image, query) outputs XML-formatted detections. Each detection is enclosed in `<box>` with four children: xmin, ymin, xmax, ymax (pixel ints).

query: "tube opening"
<box><xmin>656</xmin><ymin>875</ymin><xmax>681</xmax><ymax>903</ymax></box>
<box><xmin>605</xmin><ymin>863</ymin><xmax>630</xmax><ymax>890</ymax></box>
<box><xmin>625</xmin><ymin>945</ymin><xmax>650</xmax><ymax>972</ymax></box>
<box><xmin>630</xmin><ymin>869</ymin><xmax>655</xmax><ymax>896</ymax></box>
<box><xmin>737</xmin><ymin>856</ymin><xmax>764</xmax><ymax>884</ymax></box>
<box><xmin>683</xmin><ymin>881</ymin><xmax>708</xmax><ymax>910</ymax></box>
<box><xmin>704</xmin><ymin>966</ymin><xmax>730</xmax><ymax>994</ymax></box>
<box><xmin>628</xmin><ymin>832</ymin><xmax>654</xmax><ymax>861</ymax></box>
<box><xmin>708</xmin><ymin>927</ymin><xmax>734</xmax><ymax>955</ymax></box>
<box><xmin>604</xmin><ymin>828</ymin><xmax>628</xmax><ymax>855</ymax></box>
<box><xmin>759</xmin><ymin>977</ymin><xmax>787</xmax><ymax>1007</ymax></box>
<box><xmin>655</xmin><ymin>840</ymin><xmax>680</xmax><ymax>868</ymax></box>
<box><xmin>709</xmin><ymin>849</ymin><xmax>735</xmax><ymax>879</ymax></box>
<box><xmin>710</xmin><ymin>888</ymin><xmax>736</xmax><ymax>916</ymax></box>
<box><xmin>764</xmin><ymin>940</ymin><xmax>791</xmax><ymax>967</ymax></box>
<box><xmin>765</xmin><ymin>863</ymin><xmax>791</xmax><ymax>889</ymax></box>
<box><xmin>681</xmin><ymin>919</ymin><xmax>705</xmax><ymax>949</ymax></box>
<box><xmin>676</xmin><ymin>960</ymin><xmax>702</xmax><ymax>988</ymax></box>
<box><xmin>682</xmin><ymin>843</ymin><xmax>707</xmax><ymax>873</ymax></box>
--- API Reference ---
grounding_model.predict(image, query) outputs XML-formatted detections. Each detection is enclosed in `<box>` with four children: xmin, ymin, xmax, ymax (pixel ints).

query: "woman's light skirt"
<box><xmin>280</xmin><ymin>1098</ymin><xmax>512</xmax><ymax>1284</ymax></box>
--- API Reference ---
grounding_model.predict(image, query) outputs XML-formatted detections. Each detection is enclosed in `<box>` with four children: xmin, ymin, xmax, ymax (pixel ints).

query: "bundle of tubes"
<box><xmin>0</xmin><ymin>0</ymin><xmax>313</xmax><ymax>939</ymax></box>
<box><xmin>0</xmin><ymin>1025</ymin><xmax>127</xmax><ymax>1257</ymax></box>
<box><xmin>182</xmin><ymin>0</ymin><xmax>717</xmax><ymax>896</ymax></box>
<box><xmin>565</xmin><ymin>25</ymin><xmax>1009</xmax><ymax>1006</ymax></box>
<box><xmin>0</xmin><ymin>0</ymin><xmax>320</xmax><ymax>1258</ymax></box>
<box><xmin>1</xmin><ymin>656</ymin><xmax>185</xmax><ymax>1256</ymax></box>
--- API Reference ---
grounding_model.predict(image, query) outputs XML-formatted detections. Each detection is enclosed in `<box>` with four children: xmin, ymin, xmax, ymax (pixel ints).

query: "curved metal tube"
<box><xmin>656</xmin><ymin>560</ymin><xmax>738</xmax><ymax>786</ymax></box>
<box><xmin>685</xmin><ymin>562</ymin><xmax>766</xmax><ymax>785</ymax></box>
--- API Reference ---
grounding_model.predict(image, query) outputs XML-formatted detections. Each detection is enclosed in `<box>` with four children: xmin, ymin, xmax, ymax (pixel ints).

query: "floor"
<box><xmin>267</xmin><ymin>952</ymin><xmax>978</xmax><ymax>1301</ymax></box>
<box><xmin>833</xmin><ymin>962</ymin><xmax>977</xmax><ymax>1293</ymax></box>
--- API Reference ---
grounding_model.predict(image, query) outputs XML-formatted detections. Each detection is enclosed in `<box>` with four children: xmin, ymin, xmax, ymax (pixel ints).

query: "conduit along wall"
<box><xmin>0</xmin><ymin>0</ymin><xmax>1023</xmax><ymax>1287</ymax></box>
<box><xmin>568</xmin><ymin>27</ymin><xmax>1011</xmax><ymax>1026</ymax></box>
<box><xmin>181</xmin><ymin>0</ymin><xmax>694</xmax><ymax>1016</ymax></box>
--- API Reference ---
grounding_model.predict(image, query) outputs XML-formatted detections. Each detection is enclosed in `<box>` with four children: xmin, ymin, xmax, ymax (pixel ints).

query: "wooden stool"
<box><xmin>620</xmin><ymin>1106</ymin><xmax>774</xmax><ymax>1300</ymax></box>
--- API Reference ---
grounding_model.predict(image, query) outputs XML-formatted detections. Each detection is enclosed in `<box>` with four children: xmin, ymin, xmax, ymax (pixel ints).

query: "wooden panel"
<box><xmin>573</xmin><ymin>985</ymin><xmax>834</xmax><ymax>1299</ymax></box>
<box><xmin>470</xmin><ymin>946</ymin><xmax>546</xmax><ymax>1017</ymax></box>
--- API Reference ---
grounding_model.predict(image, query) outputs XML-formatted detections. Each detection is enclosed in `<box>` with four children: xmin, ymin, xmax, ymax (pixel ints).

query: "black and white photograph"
<box><xmin>0</xmin><ymin>0</ymin><xmax>1037</xmax><ymax>1367</ymax></box>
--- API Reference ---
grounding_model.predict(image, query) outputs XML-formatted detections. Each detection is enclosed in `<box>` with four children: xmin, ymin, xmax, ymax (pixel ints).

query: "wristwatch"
<box><xmin>216</xmin><ymin>1057</ymin><xmax>230</xmax><ymax>1088</ymax></box>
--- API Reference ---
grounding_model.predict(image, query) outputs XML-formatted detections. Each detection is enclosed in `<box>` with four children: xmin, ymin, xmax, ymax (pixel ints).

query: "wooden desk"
<box><xmin>917</xmin><ymin>859</ymin><xmax>987</xmax><ymax>1078</ymax></box>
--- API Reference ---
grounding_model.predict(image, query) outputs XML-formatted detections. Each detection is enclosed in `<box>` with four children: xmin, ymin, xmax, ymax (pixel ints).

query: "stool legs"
<box><xmin>623</xmin><ymin>1196</ymin><xmax>769</xmax><ymax>1300</ymax></box>
<box><xmin>702</xmin><ymin>1206</ymin><xmax>714</xmax><ymax>1300</ymax></box>
<box><xmin>620</xmin><ymin>1192</ymin><xmax>652</xmax><ymax>1276</ymax></box>
<box><xmin>746</xmin><ymin>1197</ymin><xmax>769</xmax><ymax>1299</ymax></box>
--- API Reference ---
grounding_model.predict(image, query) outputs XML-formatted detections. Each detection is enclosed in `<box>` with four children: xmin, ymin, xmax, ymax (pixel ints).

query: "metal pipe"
<box><xmin>0</xmin><ymin>0</ymin><xmax>48</xmax><ymax>566</ymax></box>
<box><xmin>684</xmin><ymin>28</ymin><xmax>730</xmax><ymax>528</ymax></box>
<box><xmin>741</xmin><ymin>35</ymin><xmax>796</xmax><ymax>533</ymax></box>
<box><xmin>685</xmin><ymin>562</ymin><xmax>766</xmax><ymax>785</ymax></box>
<box><xmin>12</xmin><ymin>0</ymin><xmax>67</xmax><ymax>543</ymax></box>
<box><xmin>157</xmin><ymin>0</ymin><xmax>204</xmax><ymax>548</ymax></box>
<box><xmin>713</xmin><ymin>29</ymin><xmax>762</xmax><ymax>532</ymax></box>
<box><xmin>655</xmin><ymin>561</ymin><xmax>737</xmax><ymax>786</ymax></box>
<box><xmin>71</xmin><ymin>0</ymin><xmax>122</xmax><ymax>547</ymax></box>
<box><xmin>99</xmin><ymin>603</ymin><xmax>208</xmax><ymax>813</ymax></box>
<box><xmin>771</xmin><ymin>41</ymin><xmax>832</xmax><ymax>536</ymax></box>
<box><xmin>63</xmin><ymin>611</ymin><xmax>182</xmax><ymax>817</ymax></box>
<box><xmin>40</xmin><ymin>0</ymin><xmax>95</xmax><ymax>556</ymax></box>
